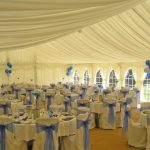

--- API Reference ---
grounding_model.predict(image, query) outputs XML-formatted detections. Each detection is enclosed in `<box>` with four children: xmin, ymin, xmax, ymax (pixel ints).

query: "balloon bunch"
<box><xmin>66</xmin><ymin>65</ymin><xmax>73</xmax><ymax>76</ymax></box>
<box><xmin>144</xmin><ymin>60</ymin><xmax>150</xmax><ymax>78</ymax></box>
<box><xmin>5</xmin><ymin>62</ymin><xmax>13</xmax><ymax>75</ymax></box>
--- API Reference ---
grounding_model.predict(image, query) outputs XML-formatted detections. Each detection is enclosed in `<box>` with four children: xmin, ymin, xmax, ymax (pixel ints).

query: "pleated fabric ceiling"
<box><xmin>0</xmin><ymin>0</ymin><xmax>149</xmax><ymax>64</ymax></box>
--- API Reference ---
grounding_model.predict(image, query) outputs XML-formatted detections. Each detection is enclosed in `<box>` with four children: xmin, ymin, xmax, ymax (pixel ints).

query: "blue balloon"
<box><xmin>5</xmin><ymin>69</ymin><xmax>9</xmax><ymax>74</ymax></box>
<box><xmin>9</xmin><ymin>64</ymin><xmax>12</xmax><ymax>68</ymax></box>
<box><xmin>146</xmin><ymin>60</ymin><xmax>150</xmax><ymax>66</ymax></box>
<box><xmin>7</xmin><ymin>62</ymin><xmax>10</xmax><ymax>67</ymax></box>
<box><xmin>147</xmin><ymin>73</ymin><xmax>150</xmax><ymax>78</ymax></box>
<box><xmin>6</xmin><ymin>62</ymin><xmax>13</xmax><ymax>68</ymax></box>
<box><xmin>98</xmin><ymin>85</ymin><xmax>103</xmax><ymax>89</ymax></box>
<box><xmin>69</xmin><ymin>66</ymin><xmax>73</xmax><ymax>70</ymax></box>
<box><xmin>8</xmin><ymin>70</ymin><xmax>12</xmax><ymax>74</ymax></box>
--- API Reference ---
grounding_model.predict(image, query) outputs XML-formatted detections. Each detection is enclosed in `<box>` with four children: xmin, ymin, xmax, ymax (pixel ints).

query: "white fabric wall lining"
<box><xmin>0</xmin><ymin>62</ymin><xmax>146</xmax><ymax>88</ymax></box>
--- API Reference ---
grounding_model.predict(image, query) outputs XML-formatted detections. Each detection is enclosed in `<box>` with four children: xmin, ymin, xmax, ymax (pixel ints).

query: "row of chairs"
<box><xmin>0</xmin><ymin>112</ymin><xmax>90</xmax><ymax>150</ymax></box>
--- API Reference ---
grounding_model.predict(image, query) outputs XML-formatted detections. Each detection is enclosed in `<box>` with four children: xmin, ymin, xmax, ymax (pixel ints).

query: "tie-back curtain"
<box><xmin>0</xmin><ymin>0</ymin><xmax>145</xmax><ymax>51</ymax></box>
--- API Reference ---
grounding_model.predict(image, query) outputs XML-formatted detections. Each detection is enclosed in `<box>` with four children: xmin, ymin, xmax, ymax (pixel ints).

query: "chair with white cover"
<box><xmin>45</xmin><ymin>89</ymin><xmax>55</xmax><ymax>110</ymax></box>
<box><xmin>75</xmin><ymin>113</ymin><xmax>90</xmax><ymax>150</ymax></box>
<box><xmin>53</xmin><ymin>91</ymin><xmax>64</xmax><ymax>105</ymax></box>
<box><xmin>99</xmin><ymin>101</ymin><xmax>116</xmax><ymax>129</ymax></box>
<box><xmin>85</xmin><ymin>87</ymin><xmax>95</xmax><ymax>99</ymax></box>
<box><xmin>33</xmin><ymin>118</ymin><xmax>59</xmax><ymax>150</ymax></box>
<box><xmin>126</xmin><ymin>92</ymin><xmax>137</xmax><ymax>108</ymax></box>
<box><xmin>142</xmin><ymin>110</ymin><xmax>150</xmax><ymax>150</ymax></box>
<box><xmin>128</xmin><ymin>106</ymin><xmax>147</xmax><ymax>148</ymax></box>
<box><xmin>60</xmin><ymin>117</ymin><xmax>77</xmax><ymax>150</ymax></box>
<box><xmin>77</xmin><ymin>99</ymin><xmax>95</xmax><ymax>129</ymax></box>
<box><xmin>63</xmin><ymin>97</ymin><xmax>70</xmax><ymax>112</ymax></box>
<box><xmin>0</xmin><ymin>116</ymin><xmax>27</xmax><ymax>150</ymax></box>
<box><xmin>141</xmin><ymin>102</ymin><xmax>150</xmax><ymax>111</ymax></box>
<box><xmin>116</xmin><ymin>98</ymin><xmax>131</xmax><ymax>128</ymax></box>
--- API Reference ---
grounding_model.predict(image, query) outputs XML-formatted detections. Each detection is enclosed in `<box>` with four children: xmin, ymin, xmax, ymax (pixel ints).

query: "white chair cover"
<box><xmin>0</xmin><ymin>116</ymin><xmax>27</xmax><ymax>150</ymax></box>
<box><xmin>128</xmin><ymin>118</ymin><xmax>147</xmax><ymax>148</ymax></box>
<box><xmin>60</xmin><ymin>118</ymin><xmax>77</xmax><ymax>150</ymax></box>
<box><xmin>75</xmin><ymin>113</ymin><xmax>90</xmax><ymax>150</ymax></box>
<box><xmin>141</xmin><ymin>102</ymin><xmax>150</xmax><ymax>111</ymax></box>
<box><xmin>99</xmin><ymin>101</ymin><xmax>116</xmax><ymax>129</ymax></box>
<box><xmin>116</xmin><ymin>99</ymin><xmax>129</xmax><ymax>128</ymax></box>
<box><xmin>33</xmin><ymin>118</ymin><xmax>59</xmax><ymax>150</ymax></box>
<box><xmin>53</xmin><ymin>94</ymin><xmax>64</xmax><ymax>105</ymax></box>
<box><xmin>147</xmin><ymin>115</ymin><xmax>150</xmax><ymax>150</ymax></box>
<box><xmin>141</xmin><ymin>111</ymin><xmax>150</xmax><ymax>150</ymax></box>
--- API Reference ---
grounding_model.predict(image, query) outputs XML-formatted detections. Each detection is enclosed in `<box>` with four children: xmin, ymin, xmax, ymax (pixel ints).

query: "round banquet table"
<box><xmin>13</xmin><ymin>117</ymin><xmax>77</xmax><ymax>141</ymax></box>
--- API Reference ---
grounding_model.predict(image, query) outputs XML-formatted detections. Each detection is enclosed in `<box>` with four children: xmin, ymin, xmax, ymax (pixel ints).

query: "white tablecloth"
<box><xmin>14</xmin><ymin>117</ymin><xmax>77</xmax><ymax>141</ymax></box>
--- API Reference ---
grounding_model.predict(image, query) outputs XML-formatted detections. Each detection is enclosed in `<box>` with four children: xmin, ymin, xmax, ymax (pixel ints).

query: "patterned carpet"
<box><xmin>90</xmin><ymin>108</ymin><xmax>145</xmax><ymax>150</ymax></box>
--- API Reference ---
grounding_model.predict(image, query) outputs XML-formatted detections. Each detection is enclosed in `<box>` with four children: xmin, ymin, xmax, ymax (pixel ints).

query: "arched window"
<box><xmin>74</xmin><ymin>70</ymin><xmax>79</xmax><ymax>84</ymax></box>
<box><xmin>84</xmin><ymin>70</ymin><xmax>89</xmax><ymax>85</ymax></box>
<box><xmin>109</xmin><ymin>70</ymin><xmax>118</xmax><ymax>88</ymax></box>
<box><xmin>96</xmin><ymin>70</ymin><xmax>103</xmax><ymax>85</ymax></box>
<box><xmin>143</xmin><ymin>74</ymin><xmax>150</xmax><ymax>101</ymax></box>
<box><xmin>125</xmin><ymin>69</ymin><xmax>135</xmax><ymax>89</ymax></box>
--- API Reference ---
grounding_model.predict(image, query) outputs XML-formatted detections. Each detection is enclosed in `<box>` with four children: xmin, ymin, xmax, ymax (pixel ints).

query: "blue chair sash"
<box><xmin>14</xmin><ymin>89</ymin><xmax>19</xmax><ymax>99</ymax></box>
<box><xmin>47</xmin><ymin>95</ymin><xmax>53</xmax><ymax>110</ymax></box>
<box><xmin>104</xmin><ymin>103</ymin><xmax>116</xmax><ymax>124</ymax></box>
<box><xmin>32</xmin><ymin>93</ymin><xmax>40</xmax><ymax>108</ymax></box>
<box><xmin>122</xmin><ymin>110</ymin><xmax>131</xmax><ymax>132</ymax></box>
<box><xmin>66</xmin><ymin>96</ymin><xmax>72</xmax><ymax>106</ymax></box>
<box><xmin>126</xmin><ymin>98</ymin><xmax>132</xmax><ymax>104</ymax></box>
<box><xmin>11</xmin><ymin>86</ymin><xmax>15</xmax><ymax>94</ymax></box>
<box><xmin>0</xmin><ymin>123</ymin><xmax>13</xmax><ymax>150</ymax></box>
<box><xmin>79</xmin><ymin>93</ymin><xmax>84</xmax><ymax>99</ymax></box>
<box><xmin>37</xmin><ymin>124</ymin><xmax>58</xmax><ymax>150</ymax></box>
<box><xmin>77</xmin><ymin>119</ymin><xmax>90</xmax><ymax>150</ymax></box>
<box><xmin>121</xmin><ymin>99</ymin><xmax>132</xmax><ymax>108</ymax></box>
<box><xmin>67</xmin><ymin>95</ymin><xmax>78</xmax><ymax>106</ymax></box>
<box><xmin>121</xmin><ymin>91</ymin><xmax>129</xmax><ymax>98</ymax></box>
<box><xmin>0</xmin><ymin>104</ymin><xmax>10</xmax><ymax>115</ymax></box>
<box><xmin>27</xmin><ymin>89</ymin><xmax>32</xmax><ymax>104</ymax></box>
<box><xmin>103</xmin><ymin>91</ymin><xmax>110</xmax><ymax>95</ymax></box>
<box><xmin>64</xmin><ymin>101</ymin><xmax>69</xmax><ymax>112</ymax></box>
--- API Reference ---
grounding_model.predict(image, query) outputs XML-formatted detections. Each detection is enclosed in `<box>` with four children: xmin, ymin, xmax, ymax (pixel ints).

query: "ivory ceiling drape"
<box><xmin>0</xmin><ymin>0</ymin><xmax>149</xmax><ymax>64</ymax></box>
<box><xmin>0</xmin><ymin>0</ymin><xmax>145</xmax><ymax>51</ymax></box>
<box><xmin>16</xmin><ymin>0</ymin><xmax>149</xmax><ymax>64</ymax></box>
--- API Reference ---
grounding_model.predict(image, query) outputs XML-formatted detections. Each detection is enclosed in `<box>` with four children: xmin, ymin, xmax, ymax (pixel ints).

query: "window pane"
<box><xmin>96</xmin><ymin>70</ymin><xmax>103</xmax><ymax>86</ymax></box>
<box><xmin>125</xmin><ymin>69</ymin><xmax>135</xmax><ymax>89</ymax></box>
<box><xmin>109</xmin><ymin>70</ymin><xmax>118</xmax><ymax>88</ymax></box>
